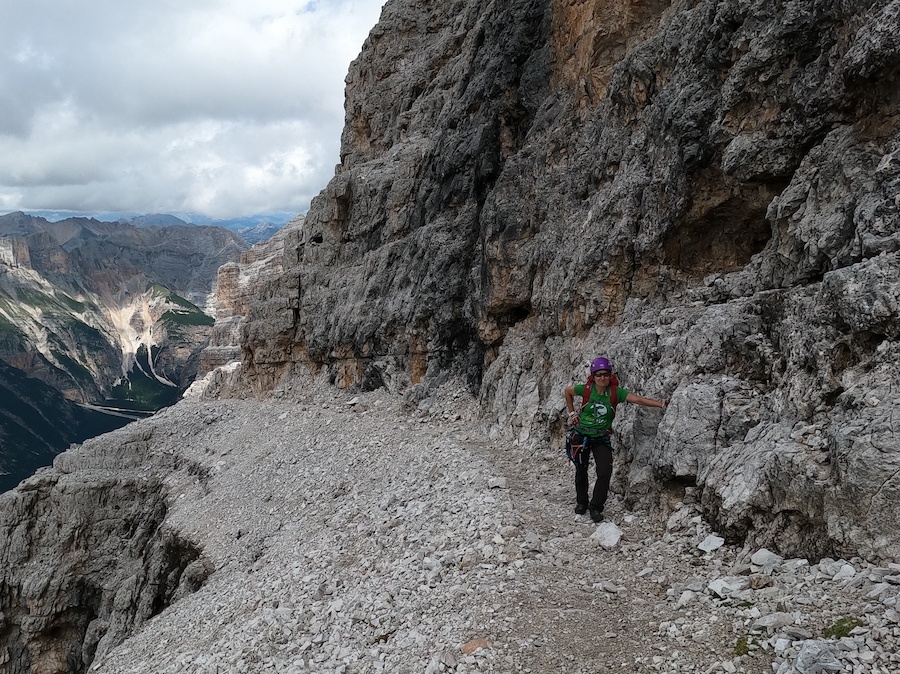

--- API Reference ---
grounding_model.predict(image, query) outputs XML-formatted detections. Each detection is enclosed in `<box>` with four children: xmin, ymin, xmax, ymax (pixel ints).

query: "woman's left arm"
<box><xmin>625</xmin><ymin>393</ymin><xmax>668</xmax><ymax>409</ymax></box>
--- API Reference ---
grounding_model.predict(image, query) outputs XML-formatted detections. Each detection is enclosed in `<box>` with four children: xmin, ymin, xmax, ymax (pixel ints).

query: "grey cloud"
<box><xmin>0</xmin><ymin>0</ymin><xmax>385</xmax><ymax>217</ymax></box>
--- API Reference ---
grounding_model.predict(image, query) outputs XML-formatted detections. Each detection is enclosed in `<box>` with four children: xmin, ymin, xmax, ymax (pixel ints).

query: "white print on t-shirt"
<box><xmin>589</xmin><ymin>402</ymin><xmax>609</xmax><ymax>417</ymax></box>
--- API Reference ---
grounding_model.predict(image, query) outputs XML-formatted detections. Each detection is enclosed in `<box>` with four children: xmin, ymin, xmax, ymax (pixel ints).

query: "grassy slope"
<box><xmin>0</xmin><ymin>359</ymin><xmax>131</xmax><ymax>492</ymax></box>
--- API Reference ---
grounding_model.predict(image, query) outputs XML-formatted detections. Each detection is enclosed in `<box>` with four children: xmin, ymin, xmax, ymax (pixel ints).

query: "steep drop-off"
<box><xmin>236</xmin><ymin>0</ymin><xmax>900</xmax><ymax>560</ymax></box>
<box><xmin>0</xmin><ymin>419</ymin><xmax>207</xmax><ymax>674</ymax></box>
<box><xmin>0</xmin><ymin>213</ymin><xmax>246</xmax><ymax>491</ymax></box>
<box><xmin>0</xmin><ymin>360</ymin><xmax>129</xmax><ymax>493</ymax></box>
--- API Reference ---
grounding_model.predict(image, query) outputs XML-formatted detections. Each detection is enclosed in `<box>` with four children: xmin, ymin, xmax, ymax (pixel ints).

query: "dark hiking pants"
<box><xmin>574</xmin><ymin>435</ymin><xmax>613</xmax><ymax>512</ymax></box>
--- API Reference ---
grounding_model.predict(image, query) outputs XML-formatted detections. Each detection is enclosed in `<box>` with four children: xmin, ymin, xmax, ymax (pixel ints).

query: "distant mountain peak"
<box><xmin>1</xmin><ymin>210</ymin><xmax>301</xmax><ymax>245</ymax></box>
<box><xmin>117</xmin><ymin>214</ymin><xmax>190</xmax><ymax>228</ymax></box>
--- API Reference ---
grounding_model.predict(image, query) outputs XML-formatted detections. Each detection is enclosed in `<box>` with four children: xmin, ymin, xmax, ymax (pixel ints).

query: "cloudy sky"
<box><xmin>0</xmin><ymin>0</ymin><xmax>386</xmax><ymax>220</ymax></box>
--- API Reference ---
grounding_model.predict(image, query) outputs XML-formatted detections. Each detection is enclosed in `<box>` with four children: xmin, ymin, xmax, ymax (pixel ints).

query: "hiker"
<box><xmin>563</xmin><ymin>356</ymin><xmax>668</xmax><ymax>523</ymax></box>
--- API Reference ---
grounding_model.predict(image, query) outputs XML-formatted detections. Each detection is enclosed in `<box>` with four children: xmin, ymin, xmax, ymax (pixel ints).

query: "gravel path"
<box><xmin>85</xmin><ymin>383</ymin><xmax>900</xmax><ymax>674</ymax></box>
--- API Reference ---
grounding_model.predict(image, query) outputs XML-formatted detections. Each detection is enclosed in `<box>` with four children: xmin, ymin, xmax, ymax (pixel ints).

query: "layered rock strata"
<box><xmin>236</xmin><ymin>0</ymin><xmax>900</xmax><ymax>560</ymax></box>
<box><xmin>0</xmin><ymin>421</ymin><xmax>207</xmax><ymax>673</ymax></box>
<box><xmin>198</xmin><ymin>217</ymin><xmax>301</xmax><ymax>376</ymax></box>
<box><xmin>0</xmin><ymin>213</ymin><xmax>247</xmax><ymax>402</ymax></box>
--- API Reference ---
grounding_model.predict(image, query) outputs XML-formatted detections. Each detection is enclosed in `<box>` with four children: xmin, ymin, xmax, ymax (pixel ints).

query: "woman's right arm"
<box><xmin>564</xmin><ymin>386</ymin><xmax>579</xmax><ymax>424</ymax></box>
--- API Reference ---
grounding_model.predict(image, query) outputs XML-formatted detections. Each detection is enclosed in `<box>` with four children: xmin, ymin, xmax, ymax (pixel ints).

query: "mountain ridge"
<box><xmin>3</xmin><ymin>210</ymin><xmax>297</xmax><ymax>244</ymax></box>
<box><xmin>0</xmin><ymin>212</ymin><xmax>247</xmax><ymax>490</ymax></box>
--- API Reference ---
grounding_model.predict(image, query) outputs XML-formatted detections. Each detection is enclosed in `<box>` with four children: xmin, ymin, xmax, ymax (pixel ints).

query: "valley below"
<box><xmin>0</xmin><ymin>212</ymin><xmax>248</xmax><ymax>490</ymax></box>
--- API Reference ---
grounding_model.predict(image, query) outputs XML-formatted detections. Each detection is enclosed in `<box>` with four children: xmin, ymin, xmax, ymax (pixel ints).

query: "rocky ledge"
<box><xmin>2</xmin><ymin>383</ymin><xmax>898</xmax><ymax>673</ymax></box>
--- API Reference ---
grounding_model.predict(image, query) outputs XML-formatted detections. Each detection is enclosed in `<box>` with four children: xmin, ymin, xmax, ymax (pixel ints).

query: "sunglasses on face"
<box><xmin>592</xmin><ymin>371</ymin><xmax>611</xmax><ymax>377</ymax></box>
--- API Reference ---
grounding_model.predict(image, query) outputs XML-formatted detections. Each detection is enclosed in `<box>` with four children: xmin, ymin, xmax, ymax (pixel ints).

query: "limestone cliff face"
<box><xmin>198</xmin><ymin>217</ymin><xmax>300</xmax><ymax>375</ymax></box>
<box><xmin>238</xmin><ymin>0</ymin><xmax>900</xmax><ymax>560</ymax></box>
<box><xmin>0</xmin><ymin>5</ymin><xmax>898</xmax><ymax>671</ymax></box>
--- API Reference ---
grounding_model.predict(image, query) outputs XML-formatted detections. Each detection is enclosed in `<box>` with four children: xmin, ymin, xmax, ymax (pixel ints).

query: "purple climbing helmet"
<box><xmin>590</xmin><ymin>357</ymin><xmax>612</xmax><ymax>374</ymax></box>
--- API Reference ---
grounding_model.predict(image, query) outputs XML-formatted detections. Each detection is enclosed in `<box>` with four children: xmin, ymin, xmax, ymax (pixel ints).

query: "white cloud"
<box><xmin>0</xmin><ymin>0</ymin><xmax>385</xmax><ymax>218</ymax></box>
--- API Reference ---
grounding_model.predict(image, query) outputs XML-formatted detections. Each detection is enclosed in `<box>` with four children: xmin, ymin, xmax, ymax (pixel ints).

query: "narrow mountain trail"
<box><xmin>465</xmin><ymin>426</ymin><xmax>767</xmax><ymax>673</ymax></box>
<box><xmin>67</xmin><ymin>381</ymin><xmax>899</xmax><ymax>674</ymax></box>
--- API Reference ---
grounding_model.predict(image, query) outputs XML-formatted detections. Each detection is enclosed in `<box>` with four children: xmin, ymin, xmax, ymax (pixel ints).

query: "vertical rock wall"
<box><xmin>238</xmin><ymin>0</ymin><xmax>900</xmax><ymax>559</ymax></box>
<box><xmin>199</xmin><ymin>218</ymin><xmax>300</xmax><ymax>376</ymax></box>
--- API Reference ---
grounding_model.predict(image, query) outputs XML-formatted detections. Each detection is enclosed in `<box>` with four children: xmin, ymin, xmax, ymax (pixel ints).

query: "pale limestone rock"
<box><xmin>7</xmin><ymin>0</ymin><xmax>900</xmax><ymax>671</ymax></box>
<box><xmin>751</xmin><ymin>548</ymin><xmax>784</xmax><ymax>571</ymax></box>
<box><xmin>199</xmin><ymin>218</ymin><xmax>300</xmax><ymax>377</ymax></box>
<box><xmin>590</xmin><ymin>522</ymin><xmax>623</xmax><ymax>549</ymax></box>
<box><xmin>698</xmin><ymin>534</ymin><xmax>725</xmax><ymax>553</ymax></box>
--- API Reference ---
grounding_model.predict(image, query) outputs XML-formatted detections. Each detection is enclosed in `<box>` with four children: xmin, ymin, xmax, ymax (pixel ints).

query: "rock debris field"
<box><xmin>79</xmin><ymin>382</ymin><xmax>900</xmax><ymax>674</ymax></box>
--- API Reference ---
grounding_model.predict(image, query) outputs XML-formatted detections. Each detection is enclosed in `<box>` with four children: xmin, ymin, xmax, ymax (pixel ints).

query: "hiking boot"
<box><xmin>574</xmin><ymin>503</ymin><xmax>588</xmax><ymax>515</ymax></box>
<box><xmin>589</xmin><ymin>507</ymin><xmax>604</xmax><ymax>523</ymax></box>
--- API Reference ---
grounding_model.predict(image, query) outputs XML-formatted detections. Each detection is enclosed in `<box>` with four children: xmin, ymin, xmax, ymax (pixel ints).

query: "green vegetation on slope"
<box><xmin>148</xmin><ymin>282</ymin><xmax>202</xmax><ymax>310</ymax></box>
<box><xmin>0</xmin><ymin>358</ymin><xmax>130</xmax><ymax>493</ymax></box>
<box><xmin>162</xmin><ymin>309</ymin><xmax>215</xmax><ymax>327</ymax></box>
<box><xmin>103</xmin><ymin>345</ymin><xmax>183</xmax><ymax>412</ymax></box>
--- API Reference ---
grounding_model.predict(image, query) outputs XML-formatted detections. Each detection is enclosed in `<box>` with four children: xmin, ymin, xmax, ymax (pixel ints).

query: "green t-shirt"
<box><xmin>573</xmin><ymin>384</ymin><xmax>629</xmax><ymax>436</ymax></box>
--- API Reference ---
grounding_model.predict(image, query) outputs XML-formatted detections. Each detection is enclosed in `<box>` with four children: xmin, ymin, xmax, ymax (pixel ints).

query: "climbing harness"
<box><xmin>565</xmin><ymin>429</ymin><xmax>590</xmax><ymax>467</ymax></box>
